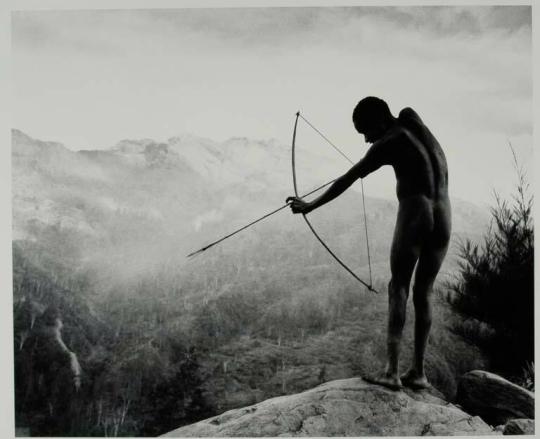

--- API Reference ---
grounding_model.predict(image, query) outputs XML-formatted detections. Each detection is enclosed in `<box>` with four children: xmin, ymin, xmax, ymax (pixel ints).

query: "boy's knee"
<box><xmin>388</xmin><ymin>278</ymin><xmax>410</xmax><ymax>299</ymax></box>
<box><xmin>412</xmin><ymin>283</ymin><xmax>433</xmax><ymax>308</ymax></box>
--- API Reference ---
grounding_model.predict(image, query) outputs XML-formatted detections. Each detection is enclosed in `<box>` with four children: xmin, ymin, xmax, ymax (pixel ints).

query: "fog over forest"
<box><xmin>12</xmin><ymin>128</ymin><xmax>490</xmax><ymax>288</ymax></box>
<box><xmin>12</xmin><ymin>128</ymin><xmax>495</xmax><ymax>436</ymax></box>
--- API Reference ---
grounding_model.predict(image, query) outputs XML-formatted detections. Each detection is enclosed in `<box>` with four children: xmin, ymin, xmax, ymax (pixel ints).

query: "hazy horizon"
<box><xmin>10</xmin><ymin>126</ymin><xmax>499</xmax><ymax>210</ymax></box>
<box><xmin>12</xmin><ymin>6</ymin><xmax>532</xmax><ymax>204</ymax></box>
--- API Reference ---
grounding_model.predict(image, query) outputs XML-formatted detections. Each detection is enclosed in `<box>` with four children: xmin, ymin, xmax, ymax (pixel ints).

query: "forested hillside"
<box><xmin>12</xmin><ymin>130</ymin><xmax>490</xmax><ymax>436</ymax></box>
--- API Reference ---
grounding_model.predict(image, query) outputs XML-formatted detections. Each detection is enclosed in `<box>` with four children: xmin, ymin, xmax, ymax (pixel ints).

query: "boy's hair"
<box><xmin>352</xmin><ymin>97</ymin><xmax>392</xmax><ymax>131</ymax></box>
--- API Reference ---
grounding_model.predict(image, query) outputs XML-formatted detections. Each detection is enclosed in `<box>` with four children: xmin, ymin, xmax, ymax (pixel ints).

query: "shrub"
<box><xmin>445</xmin><ymin>144</ymin><xmax>533</xmax><ymax>379</ymax></box>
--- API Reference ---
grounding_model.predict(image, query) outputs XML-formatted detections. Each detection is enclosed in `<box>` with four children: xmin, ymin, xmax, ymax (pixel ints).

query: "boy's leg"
<box><xmin>365</xmin><ymin>205</ymin><xmax>424</xmax><ymax>389</ymax></box>
<box><xmin>402</xmin><ymin>206</ymin><xmax>450</xmax><ymax>389</ymax></box>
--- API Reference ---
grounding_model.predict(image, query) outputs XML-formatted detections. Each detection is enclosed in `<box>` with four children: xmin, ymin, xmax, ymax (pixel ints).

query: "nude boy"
<box><xmin>287</xmin><ymin>97</ymin><xmax>452</xmax><ymax>390</ymax></box>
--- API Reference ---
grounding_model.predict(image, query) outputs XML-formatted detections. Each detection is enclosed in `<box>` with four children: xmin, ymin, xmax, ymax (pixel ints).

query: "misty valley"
<box><xmin>12</xmin><ymin>129</ymin><xmax>530</xmax><ymax>437</ymax></box>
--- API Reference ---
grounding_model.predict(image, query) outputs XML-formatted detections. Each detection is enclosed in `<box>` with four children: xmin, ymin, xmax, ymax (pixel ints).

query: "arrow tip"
<box><xmin>187</xmin><ymin>249</ymin><xmax>203</xmax><ymax>258</ymax></box>
<box><xmin>369</xmin><ymin>285</ymin><xmax>379</xmax><ymax>294</ymax></box>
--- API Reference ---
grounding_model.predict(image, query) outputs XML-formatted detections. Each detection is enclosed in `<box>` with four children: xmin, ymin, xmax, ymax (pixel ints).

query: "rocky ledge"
<box><xmin>457</xmin><ymin>370</ymin><xmax>534</xmax><ymax>426</ymax></box>
<box><xmin>162</xmin><ymin>377</ymin><xmax>495</xmax><ymax>436</ymax></box>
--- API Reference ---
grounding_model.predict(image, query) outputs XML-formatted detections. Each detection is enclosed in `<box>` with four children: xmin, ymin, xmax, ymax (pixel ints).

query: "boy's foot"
<box><xmin>363</xmin><ymin>373</ymin><xmax>403</xmax><ymax>391</ymax></box>
<box><xmin>400</xmin><ymin>369</ymin><xmax>431</xmax><ymax>390</ymax></box>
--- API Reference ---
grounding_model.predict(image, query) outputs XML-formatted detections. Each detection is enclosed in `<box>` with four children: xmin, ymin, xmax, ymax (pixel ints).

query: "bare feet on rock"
<box><xmin>400</xmin><ymin>369</ymin><xmax>431</xmax><ymax>390</ymax></box>
<box><xmin>363</xmin><ymin>372</ymin><xmax>403</xmax><ymax>391</ymax></box>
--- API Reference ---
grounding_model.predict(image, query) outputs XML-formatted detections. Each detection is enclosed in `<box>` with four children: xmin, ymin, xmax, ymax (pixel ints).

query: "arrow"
<box><xmin>186</xmin><ymin>178</ymin><xmax>338</xmax><ymax>258</ymax></box>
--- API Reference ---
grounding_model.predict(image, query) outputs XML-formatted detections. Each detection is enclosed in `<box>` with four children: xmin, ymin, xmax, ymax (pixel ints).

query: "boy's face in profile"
<box><xmin>354</xmin><ymin>119</ymin><xmax>386</xmax><ymax>144</ymax></box>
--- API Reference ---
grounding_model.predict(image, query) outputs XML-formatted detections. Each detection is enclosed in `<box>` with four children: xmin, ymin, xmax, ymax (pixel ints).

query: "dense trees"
<box><xmin>13</xmin><ymin>180</ymin><xmax>526</xmax><ymax>436</ymax></box>
<box><xmin>13</xmin><ymin>244</ymin><xmax>214</xmax><ymax>436</ymax></box>
<box><xmin>446</xmin><ymin>150</ymin><xmax>533</xmax><ymax>383</ymax></box>
<box><xmin>14</xmin><ymin>237</ymin><xmax>490</xmax><ymax>436</ymax></box>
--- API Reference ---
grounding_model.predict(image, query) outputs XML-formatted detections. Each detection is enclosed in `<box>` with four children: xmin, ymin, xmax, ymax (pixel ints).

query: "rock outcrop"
<box><xmin>162</xmin><ymin>378</ymin><xmax>495</xmax><ymax>437</ymax></box>
<box><xmin>457</xmin><ymin>370</ymin><xmax>534</xmax><ymax>425</ymax></box>
<box><xmin>503</xmin><ymin>419</ymin><xmax>535</xmax><ymax>435</ymax></box>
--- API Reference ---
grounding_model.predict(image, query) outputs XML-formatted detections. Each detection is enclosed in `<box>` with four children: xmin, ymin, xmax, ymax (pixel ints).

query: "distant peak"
<box><xmin>12</xmin><ymin>129</ymin><xmax>68</xmax><ymax>152</ymax></box>
<box><xmin>168</xmin><ymin>133</ymin><xmax>214</xmax><ymax>145</ymax></box>
<box><xmin>224</xmin><ymin>136</ymin><xmax>286</xmax><ymax>149</ymax></box>
<box><xmin>12</xmin><ymin>128</ymin><xmax>33</xmax><ymax>141</ymax></box>
<box><xmin>112</xmin><ymin>138</ymin><xmax>157</xmax><ymax>153</ymax></box>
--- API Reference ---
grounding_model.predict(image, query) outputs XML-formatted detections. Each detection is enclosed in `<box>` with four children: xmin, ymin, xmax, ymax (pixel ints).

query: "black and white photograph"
<box><xmin>5</xmin><ymin>1</ymin><xmax>535</xmax><ymax>437</ymax></box>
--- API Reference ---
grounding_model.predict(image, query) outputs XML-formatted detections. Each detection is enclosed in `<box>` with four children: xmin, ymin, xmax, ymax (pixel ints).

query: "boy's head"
<box><xmin>352</xmin><ymin>97</ymin><xmax>393</xmax><ymax>143</ymax></box>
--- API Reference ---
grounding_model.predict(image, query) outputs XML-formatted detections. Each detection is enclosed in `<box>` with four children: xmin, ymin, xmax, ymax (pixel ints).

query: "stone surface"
<box><xmin>457</xmin><ymin>370</ymin><xmax>535</xmax><ymax>425</ymax></box>
<box><xmin>162</xmin><ymin>378</ymin><xmax>495</xmax><ymax>437</ymax></box>
<box><xmin>503</xmin><ymin>418</ymin><xmax>535</xmax><ymax>435</ymax></box>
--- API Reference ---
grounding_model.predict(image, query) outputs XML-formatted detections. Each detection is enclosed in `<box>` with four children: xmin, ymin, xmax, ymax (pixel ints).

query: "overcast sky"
<box><xmin>11</xmin><ymin>6</ymin><xmax>532</xmax><ymax>204</ymax></box>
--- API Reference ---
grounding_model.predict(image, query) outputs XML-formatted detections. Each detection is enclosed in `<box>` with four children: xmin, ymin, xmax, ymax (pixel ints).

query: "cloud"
<box><xmin>12</xmin><ymin>6</ymin><xmax>531</xmax><ymax>54</ymax></box>
<box><xmin>380</xmin><ymin>6</ymin><xmax>530</xmax><ymax>35</ymax></box>
<box><xmin>11</xmin><ymin>6</ymin><xmax>532</xmax><ymax>204</ymax></box>
<box><xmin>11</xmin><ymin>10</ymin><xmax>122</xmax><ymax>55</ymax></box>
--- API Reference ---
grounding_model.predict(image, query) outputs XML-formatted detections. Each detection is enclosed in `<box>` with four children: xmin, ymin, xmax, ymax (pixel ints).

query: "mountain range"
<box><xmin>12</xmin><ymin>128</ymin><xmax>490</xmax><ymax>288</ymax></box>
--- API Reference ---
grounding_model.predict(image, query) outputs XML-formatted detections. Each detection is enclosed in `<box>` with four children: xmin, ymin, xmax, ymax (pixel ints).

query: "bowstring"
<box><xmin>297</xmin><ymin>112</ymin><xmax>374</xmax><ymax>289</ymax></box>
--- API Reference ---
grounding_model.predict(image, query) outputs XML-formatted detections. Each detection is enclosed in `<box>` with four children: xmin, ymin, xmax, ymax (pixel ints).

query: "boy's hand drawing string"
<box><xmin>187</xmin><ymin>111</ymin><xmax>378</xmax><ymax>294</ymax></box>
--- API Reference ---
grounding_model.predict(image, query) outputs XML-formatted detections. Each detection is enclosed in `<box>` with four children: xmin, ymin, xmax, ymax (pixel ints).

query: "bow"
<box><xmin>291</xmin><ymin>111</ymin><xmax>377</xmax><ymax>294</ymax></box>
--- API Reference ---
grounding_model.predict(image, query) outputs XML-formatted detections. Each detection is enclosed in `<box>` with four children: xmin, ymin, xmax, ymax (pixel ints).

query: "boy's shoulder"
<box><xmin>398</xmin><ymin>107</ymin><xmax>423</xmax><ymax>125</ymax></box>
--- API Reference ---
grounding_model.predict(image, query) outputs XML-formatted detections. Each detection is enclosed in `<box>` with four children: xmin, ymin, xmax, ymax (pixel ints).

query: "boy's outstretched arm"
<box><xmin>287</xmin><ymin>137</ymin><xmax>394</xmax><ymax>214</ymax></box>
